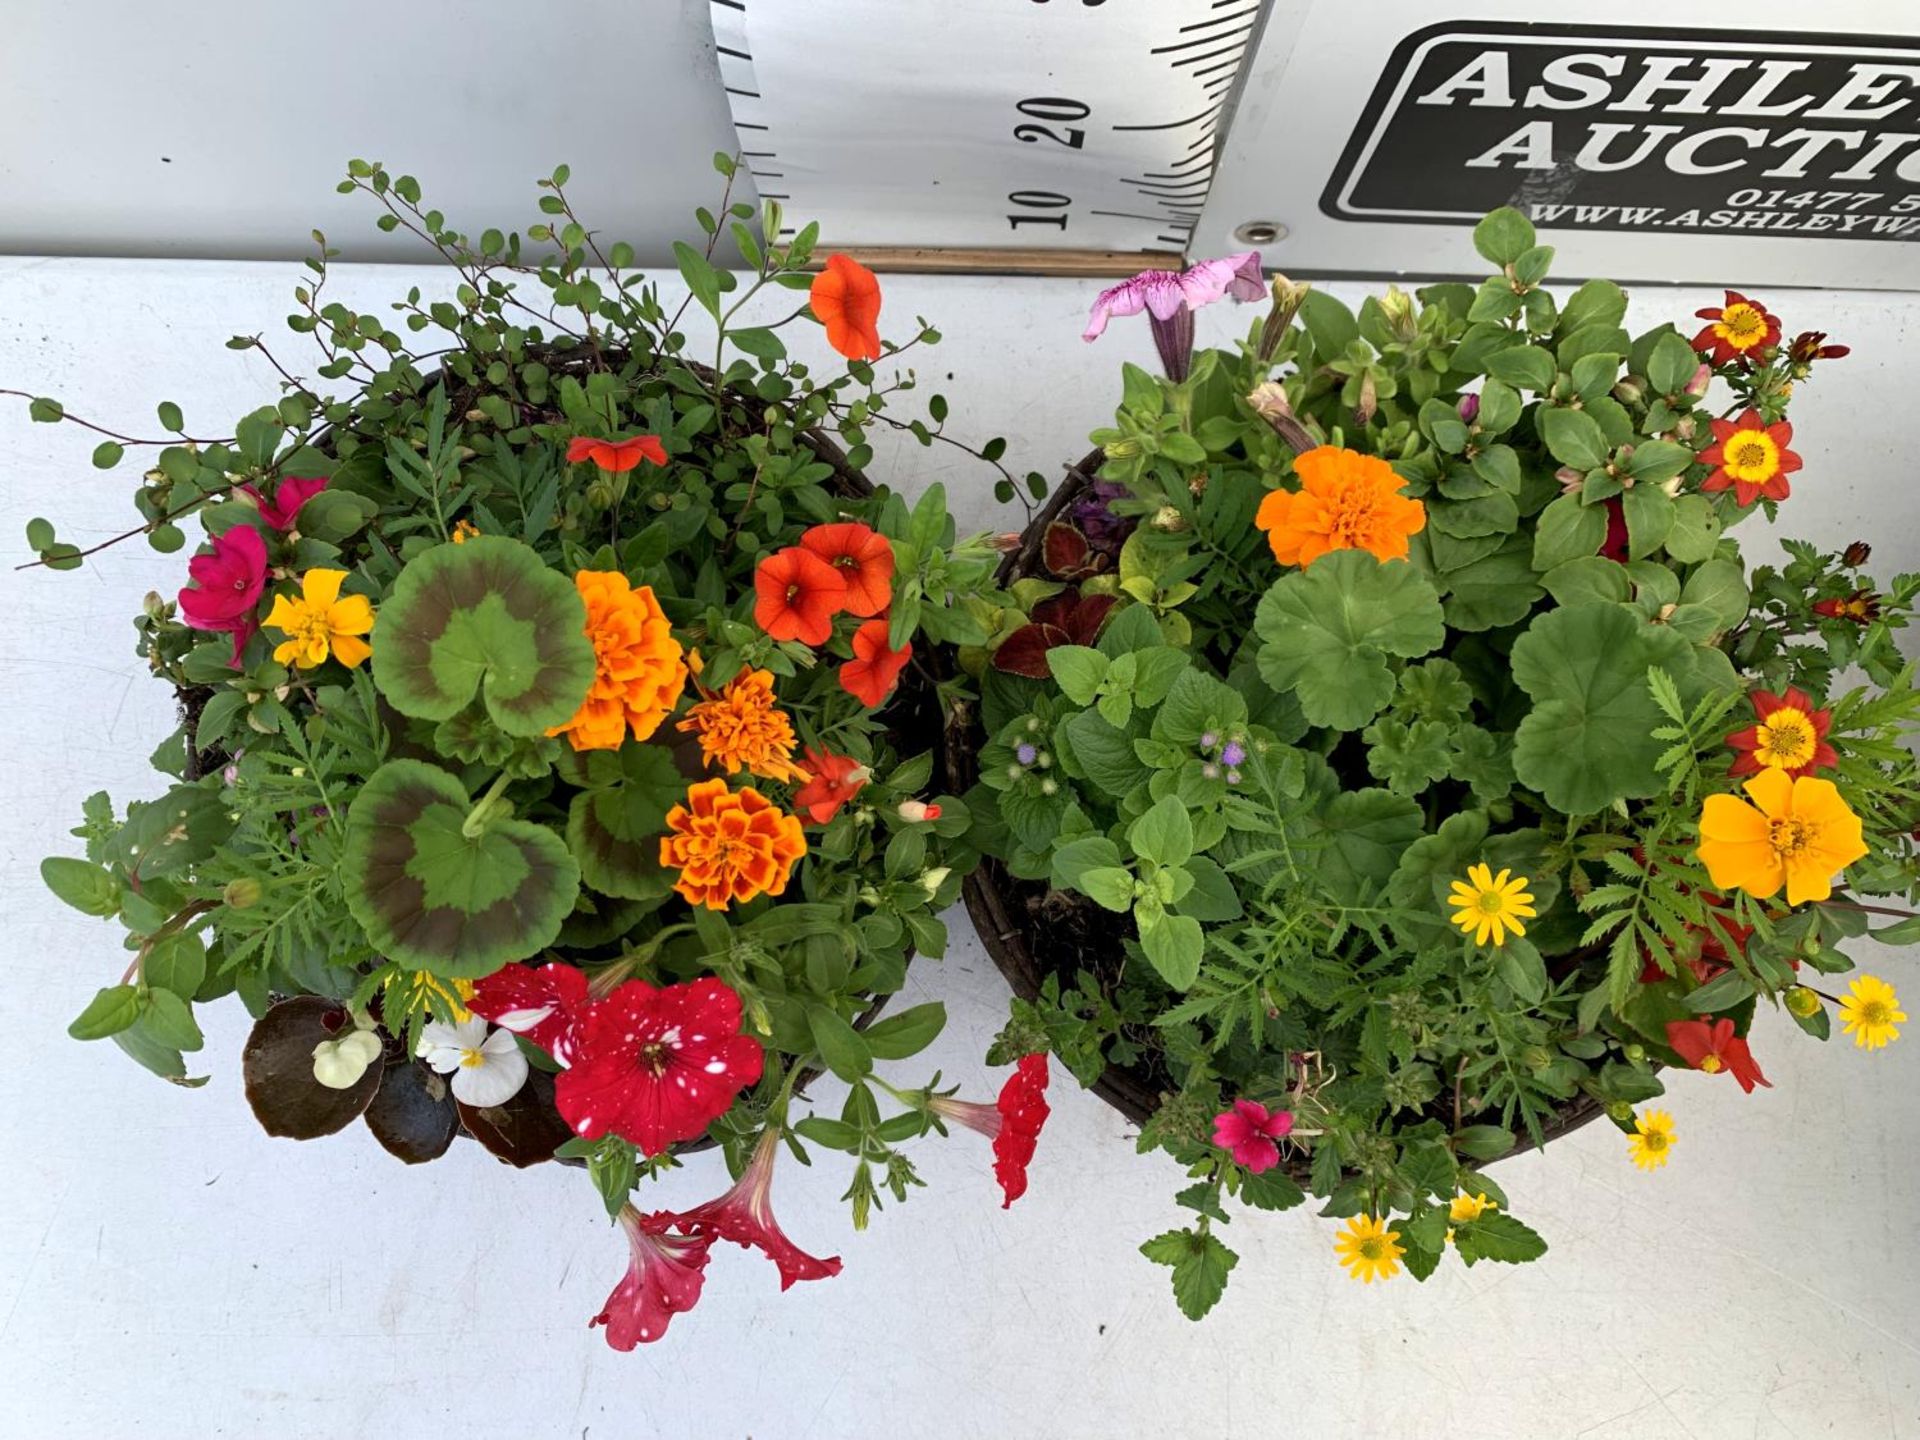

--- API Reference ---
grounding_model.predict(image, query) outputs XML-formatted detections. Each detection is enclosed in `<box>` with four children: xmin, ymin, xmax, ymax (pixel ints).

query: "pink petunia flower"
<box><xmin>235</xmin><ymin>475</ymin><xmax>328</xmax><ymax>531</ymax></box>
<box><xmin>1083</xmin><ymin>251</ymin><xmax>1263</xmax><ymax>381</ymax></box>
<box><xmin>591</xmin><ymin>1206</ymin><xmax>714</xmax><ymax>1349</ymax></box>
<box><xmin>670</xmin><ymin>1126</ymin><xmax>841</xmax><ymax>1288</ymax></box>
<box><xmin>176</xmin><ymin>522</ymin><xmax>268</xmax><ymax>667</ymax></box>
<box><xmin>1211</xmin><ymin>1097</ymin><xmax>1294</xmax><ymax>1174</ymax></box>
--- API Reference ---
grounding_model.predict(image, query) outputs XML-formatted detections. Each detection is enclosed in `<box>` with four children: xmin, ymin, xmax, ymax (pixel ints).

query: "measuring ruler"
<box><xmin>708</xmin><ymin>0</ymin><xmax>1270</xmax><ymax>268</ymax></box>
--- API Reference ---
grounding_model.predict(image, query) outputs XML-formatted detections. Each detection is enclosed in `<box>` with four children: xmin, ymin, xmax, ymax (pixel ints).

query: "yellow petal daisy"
<box><xmin>1626</xmin><ymin>1108</ymin><xmax>1676</xmax><ymax>1171</ymax></box>
<box><xmin>1837</xmin><ymin>974</ymin><xmax>1905</xmax><ymax>1050</ymax></box>
<box><xmin>1447</xmin><ymin>862</ymin><xmax>1537</xmax><ymax>947</ymax></box>
<box><xmin>1333</xmin><ymin>1214</ymin><xmax>1404</xmax><ymax>1284</ymax></box>
<box><xmin>264</xmin><ymin>568</ymin><xmax>375</xmax><ymax>669</ymax></box>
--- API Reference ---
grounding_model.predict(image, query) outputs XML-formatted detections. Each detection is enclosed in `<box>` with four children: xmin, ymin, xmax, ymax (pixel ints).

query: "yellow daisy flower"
<box><xmin>1448</xmin><ymin>863</ymin><xmax>1537</xmax><ymax>946</ymax></box>
<box><xmin>1333</xmin><ymin>1214</ymin><xmax>1404</xmax><ymax>1284</ymax></box>
<box><xmin>1837</xmin><ymin>974</ymin><xmax>1905</xmax><ymax>1050</ymax></box>
<box><xmin>1627</xmin><ymin>1109</ymin><xmax>1676</xmax><ymax>1171</ymax></box>
<box><xmin>264</xmin><ymin>568</ymin><xmax>374</xmax><ymax>669</ymax></box>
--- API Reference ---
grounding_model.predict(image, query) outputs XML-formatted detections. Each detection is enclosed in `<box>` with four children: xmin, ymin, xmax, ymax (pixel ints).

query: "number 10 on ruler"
<box><xmin>1008</xmin><ymin>96</ymin><xmax>1088</xmax><ymax>233</ymax></box>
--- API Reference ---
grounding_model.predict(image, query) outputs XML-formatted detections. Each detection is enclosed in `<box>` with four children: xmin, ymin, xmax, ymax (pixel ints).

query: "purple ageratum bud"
<box><xmin>1226</xmin><ymin>768</ymin><xmax>1242</xmax><ymax>785</ymax></box>
<box><xmin>1457</xmin><ymin>394</ymin><xmax>1480</xmax><ymax>425</ymax></box>
<box><xmin>1015</xmin><ymin>743</ymin><xmax>1038</xmax><ymax>766</ymax></box>
<box><xmin>1199</xmin><ymin>731</ymin><xmax>1220</xmax><ymax>751</ymax></box>
<box><xmin>1201</xmin><ymin>763</ymin><xmax>1221</xmax><ymax>781</ymax></box>
<box><xmin>1221</xmin><ymin>741</ymin><xmax>1246</xmax><ymax>768</ymax></box>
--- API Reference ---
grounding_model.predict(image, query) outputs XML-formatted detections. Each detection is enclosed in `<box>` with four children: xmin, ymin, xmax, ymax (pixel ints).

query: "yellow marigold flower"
<box><xmin>658</xmin><ymin>778</ymin><xmax>807</xmax><ymax>911</ymax></box>
<box><xmin>1448</xmin><ymin>863</ymin><xmax>1537</xmax><ymax>947</ymax></box>
<box><xmin>677</xmin><ymin>666</ymin><xmax>809</xmax><ymax>783</ymax></box>
<box><xmin>1837</xmin><ymin>974</ymin><xmax>1905</xmax><ymax>1050</ymax></box>
<box><xmin>450</xmin><ymin>519</ymin><xmax>480</xmax><ymax>544</ymax></box>
<box><xmin>1254</xmin><ymin>445</ymin><xmax>1426</xmax><ymax>569</ymax></box>
<box><xmin>264</xmin><ymin>568</ymin><xmax>374</xmax><ymax>669</ymax></box>
<box><xmin>1627</xmin><ymin>1108</ymin><xmax>1676</xmax><ymax>1171</ymax></box>
<box><xmin>1333</xmin><ymin>1213</ymin><xmax>1404</xmax><ymax>1284</ymax></box>
<box><xmin>1696</xmin><ymin>768</ymin><xmax>1867</xmax><ymax>906</ymax></box>
<box><xmin>547</xmin><ymin>571</ymin><xmax>687</xmax><ymax>752</ymax></box>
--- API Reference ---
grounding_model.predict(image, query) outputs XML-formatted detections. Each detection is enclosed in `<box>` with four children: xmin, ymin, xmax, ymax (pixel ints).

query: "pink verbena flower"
<box><xmin>1083</xmin><ymin>251</ymin><xmax>1263</xmax><ymax>381</ymax></box>
<box><xmin>591</xmin><ymin>1206</ymin><xmax>714</xmax><ymax>1350</ymax></box>
<box><xmin>1211</xmin><ymin>1098</ymin><xmax>1294</xmax><ymax>1174</ymax></box>
<box><xmin>235</xmin><ymin>474</ymin><xmax>328</xmax><ymax>531</ymax></box>
<box><xmin>176</xmin><ymin>522</ymin><xmax>268</xmax><ymax>667</ymax></box>
<box><xmin>671</xmin><ymin>1126</ymin><xmax>841</xmax><ymax>1288</ymax></box>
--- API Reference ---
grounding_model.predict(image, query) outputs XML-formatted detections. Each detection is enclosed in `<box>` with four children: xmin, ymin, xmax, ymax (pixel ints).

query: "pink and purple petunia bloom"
<box><xmin>1083</xmin><ymin>252</ymin><xmax>1264</xmax><ymax>381</ymax></box>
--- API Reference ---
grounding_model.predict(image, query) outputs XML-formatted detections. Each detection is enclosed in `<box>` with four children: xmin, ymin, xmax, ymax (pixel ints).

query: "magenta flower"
<box><xmin>590</xmin><ymin>1206</ymin><xmax>714</xmax><ymax>1350</ymax></box>
<box><xmin>670</xmin><ymin>1127</ymin><xmax>841</xmax><ymax>1288</ymax></box>
<box><xmin>235</xmin><ymin>474</ymin><xmax>328</xmax><ymax>531</ymax></box>
<box><xmin>1211</xmin><ymin>1098</ymin><xmax>1294</xmax><ymax>1174</ymax></box>
<box><xmin>176</xmin><ymin>523</ymin><xmax>268</xmax><ymax>667</ymax></box>
<box><xmin>1083</xmin><ymin>251</ymin><xmax>1263</xmax><ymax>381</ymax></box>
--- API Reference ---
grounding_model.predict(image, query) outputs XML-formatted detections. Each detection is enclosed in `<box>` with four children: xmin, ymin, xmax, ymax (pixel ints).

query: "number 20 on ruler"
<box><xmin>1008</xmin><ymin>96</ymin><xmax>1087</xmax><ymax>233</ymax></box>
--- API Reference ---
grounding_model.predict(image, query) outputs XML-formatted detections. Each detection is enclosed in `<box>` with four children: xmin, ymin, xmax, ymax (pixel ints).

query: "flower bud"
<box><xmin>1556</xmin><ymin>466</ymin><xmax>1584</xmax><ymax>495</ymax></box>
<box><xmin>1684</xmin><ymin>362</ymin><xmax>1712</xmax><ymax>399</ymax></box>
<box><xmin>1786</xmin><ymin>985</ymin><xmax>1822</xmax><ymax>1018</ymax></box>
<box><xmin>1257</xmin><ymin>275</ymin><xmax>1310</xmax><ymax>360</ymax></box>
<box><xmin>1456</xmin><ymin>394</ymin><xmax>1480</xmax><ymax>425</ymax></box>
<box><xmin>897</xmin><ymin>799</ymin><xmax>942</xmax><ymax>824</ymax></box>
<box><xmin>1612</xmin><ymin>378</ymin><xmax>1644</xmax><ymax>406</ymax></box>
<box><xmin>1247</xmin><ymin>382</ymin><xmax>1293</xmax><ymax>424</ymax></box>
<box><xmin>1151</xmin><ymin>505</ymin><xmax>1188</xmax><ymax>533</ymax></box>
<box><xmin>1378</xmin><ymin>284</ymin><xmax>1417</xmax><ymax>342</ymax></box>
<box><xmin>142</xmin><ymin>590</ymin><xmax>168</xmax><ymax>620</ymax></box>
<box><xmin>1604</xmin><ymin>1099</ymin><xmax>1635</xmax><ymax>1125</ymax></box>
<box><xmin>1624</xmin><ymin>1043</ymin><xmax>1647</xmax><ymax>1063</ymax></box>
<box><xmin>223</xmin><ymin>877</ymin><xmax>264</xmax><ymax>910</ymax></box>
<box><xmin>987</xmin><ymin>531</ymin><xmax>1023</xmax><ymax>554</ymax></box>
<box><xmin>918</xmin><ymin>867</ymin><xmax>952</xmax><ymax>897</ymax></box>
<box><xmin>1843</xmin><ymin>541</ymin><xmax>1872</xmax><ymax>568</ymax></box>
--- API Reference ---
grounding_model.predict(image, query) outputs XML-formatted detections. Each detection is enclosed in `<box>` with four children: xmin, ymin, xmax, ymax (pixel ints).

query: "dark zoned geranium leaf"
<box><xmin>241</xmin><ymin>996</ymin><xmax>382</xmax><ymax>1140</ymax></box>
<box><xmin>458</xmin><ymin>1066</ymin><xmax>573</xmax><ymax>1168</ymax></box>
<box><xmin>564</xmin><ymin>743</ymin><xmax>684</xmax><ymax>901</ymax></box>
<box><xmin>343</xmin><ymin>759</ymin><xmax>580</xmax><ymax>978</ymax></box>
<box><xmin>371</xmin><ymin>535</ymin><xmax>596</xmax><ymax>737</ymax></box>
<box><xmin>363</xmin><ymin>1056</ymin><xmax>459</xmax><ymax>1164</ymax></box>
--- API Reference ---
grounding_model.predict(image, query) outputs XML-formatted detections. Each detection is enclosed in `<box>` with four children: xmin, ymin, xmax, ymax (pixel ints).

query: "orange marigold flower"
<box><xmin>840</xmin><ymin>618</ymin><xmax>911</xmax><ymax>708</ymax></box>
<box><xmin>809</xmin><ymin>254</ymin><xmax>883</xmax><ymax>361</ymax></box>
<box><xmin>566</xmin><ymin>434</ymin><xmax>669</xmax><ymax>474</ymax></box>
<box><xmin>547</xmin><ymin>571</ymin><xmax>688</xmax><ymax>752</ymax></box>
<box><xmin>658</xmin><ymin>779</ymin><xmax>807</xmax><ymax>911</ymax></box>
<box><xmin>676</xmin><ymin>667</ymin><xmax>809</xmax><ymax>783</ymax></box>
<box><xmin>1254</xmin><ymin>445</ymin><xmax>1426</xmax><ymax>568</ymax></box>
<box><xmin>754</xmin><ymin>546</ymin><xmax>847</xmax><ymax>645</ymax></box>
<box><xmin>792</xmin><ymin>748</ymin><xmax>869</xmax><ymax>825</ymax></box>
<box><xmin>800</xmin><ymin>521</ymin><xmax>894</xmax><ymax>617</ymax></box>
<box><xmin>1699</xmin><ymin>409</ymin><xmax>1800</xmax><ymax>507</ymax></box>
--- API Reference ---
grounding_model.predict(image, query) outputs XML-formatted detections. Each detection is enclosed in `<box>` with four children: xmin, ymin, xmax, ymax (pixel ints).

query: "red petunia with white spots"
<box><xmin>466</xmin><ymin>961</ymin><xmax>592</xmax><ymax>1065</ymax></box>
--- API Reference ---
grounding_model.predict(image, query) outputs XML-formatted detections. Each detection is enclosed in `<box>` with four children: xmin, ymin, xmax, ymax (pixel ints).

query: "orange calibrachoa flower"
<box><xmin>547</xmin><ymin>571</ymin><xmax>688</xmax><ymax>752</ymax></box>
<box><xmin>754</xmin><ymin>546</ymin><xmax>848</xmax><ymax>645</ymax></box>
<box><xmin>566</xmin><ymin>434</ymin><xmax>668</xmax><ymax>474</ymax></box>
<box><xmin>1254</xmin><ymin>445</ymin><xmax>1426</xmax><ymax>568</ymax></box>
<box><xmin>676</xmin><ymin>666</ymin><xmax>809</xmax><ymax>783</ymax></box>
<box><xmin>1726</xmin><ymin>687</ymin><xmax>1837</xmax><ymax>779</ymax></box>
<box><xmin>1696</xmin><ymin>767</ymin><xmax>1867</xmax><ymax>906</ymax></box>
<box><xmin>658</xmin><ymin>779</ymin><xmax>807</xmax><ymax>910</ymax></box>
<box><xmin>1699</xmin><ymin>409</ymin><xmax>1799</xmax><ymax>507</ymax></box>
<box><xmin>1692</xmin><ymin>290</ymin><xmax>1780</xmax><ymax>366</ymax></box>
<box><xmin>840</xmin><ymin>618</ymin><xmax>911</xmax><ymax>707</ymax></box>
<box><xmin>264</xmin><ymin>569</ymin><xmax>375</xmax><ymax>669</ymax></box>
<box><xmin>792</xmin><ymin>748</ymin><xmax>869</xmax><ymax>825</ymax></box>
<box><xmin>809</xmin><ymin>254</ymin><xmax>883</xmax><ymax>361</ymax></box>
<box><xmin>800</xmin><ymin>522</ymin><xmax>894</xmax><ymax>617</ymax></box>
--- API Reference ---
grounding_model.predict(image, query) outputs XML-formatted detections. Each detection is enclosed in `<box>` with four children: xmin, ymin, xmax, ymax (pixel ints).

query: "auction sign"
<box><xmin>1196</xmin><ymin>4</ymin><xmax>1920</xmax><ymax>289</ymax></box>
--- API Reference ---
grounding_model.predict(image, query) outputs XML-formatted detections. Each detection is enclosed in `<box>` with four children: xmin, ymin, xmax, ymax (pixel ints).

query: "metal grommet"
<box><xmin>1234</xmin><ymin>220</ymin><xmax>1287</xmax><ymax>245</ymax></box>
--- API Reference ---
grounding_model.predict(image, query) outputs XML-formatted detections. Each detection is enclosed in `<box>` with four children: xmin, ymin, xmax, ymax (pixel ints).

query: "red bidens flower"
<box><xmin>1665</xmin><ymin>1017</ymin><xmax>1771</xmax><ymax>1093</ymax></box>
<box><xmin>567</xmin><ymin>433</ymin><xmax>669</xmax><ymax>473</ymax></box>
<box><xmin>1786</xmin><ymin>330</ymin><xmax>1849</xmax><ymax>367</ymax></box>
<box><xmin>791</xmin><ymin>748</ymin><xmax>869</xmax><ymax>824</ymax></box>
<box><xmin>1692</xmin><ymin>290</ymin><xmax>1781</xmax><ymax>366</ymax></box>
<box><xmin>1699</xmin><ymin>409</ymin><xmax>1800</xmax><ymax>507</ymax></box>
<box><xmin>592</xmin><ymin>1207</ymin><xmax>714</xmax><ymax>1350</ymax></box>
<box><xmin>675</xmin><ymin>1126</ymin><xmax>844</xmax><ymax>1287</ymax></box>
<box><xmin>1814</xmin><ymin>589</ymin><xmax>1880</xmax><ymax>624</ymax></box>
<box><xmin>930</xmin><ymin>1053</ymin><xmax>1053</xmax><ymax>1207</ymax></box>
<box><xmin>1726</xmin><ymin>687</ymin><xmax>1837</xmax><ymax>780</ymax></box>
<box><xmin>554</xmin><ymin>977</ymin><xmax>765</xmax><ymax>1155</ymax></box>
<box><xmin>1211</xmin><ymin>1098</ymin><xmax>1294</xmax><ymax>1174</ymax></box>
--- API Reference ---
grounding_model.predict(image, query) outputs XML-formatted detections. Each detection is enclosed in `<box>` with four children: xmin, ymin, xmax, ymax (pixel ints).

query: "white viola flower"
<box><xmin>418</xmin><ymin>1017</ymin><xmax>529</xmax><ymax>1107</ymax></box>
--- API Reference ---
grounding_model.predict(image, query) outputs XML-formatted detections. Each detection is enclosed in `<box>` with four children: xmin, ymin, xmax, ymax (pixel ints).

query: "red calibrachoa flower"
<box><xmin>672</xmin><ymin>1126</ymin><xmax>843</xmax><ymax>1287</ymax></box>
<box><xmin>235</xmin><ymin>474</ymin><xmax>328</xmax><ymax>531</ymax></box>
<box><xmin>791</xmin><ymin>748</ymin><xmax>869</xmax><ymax>825</ymax></box>
<box><xmin>754</xmin><ymin>545</ymin><xmax>847</xmax><ymax>645</ymax></box>
<box><xmin>592</xmin><ymin>1206</ymin><xmax>714</xmax><ymax>1349</ymax></box>
<box><xmin>1726</xmin><ymin>687</ymin><xmax>1837</xmax><ymax>779</ymax></box>
<box><xmin>809</xmin><ymin>253</ymin><xmax>883</xmax><ymax>361</ymax></box>
<box><xmin>1211</xmin><ymin>1098</ymin><xmax>1294</xmax><ymax>1174</ymax></box>
<box><xmin>176</xmin><ymin>522</ymin><xmax>268</xmax><ymax>666</ymax></box>
<box><xmin>840</xmin><ymin>617</ymin><xmax>911</xmax><ymax>707</ymax></box>
<box><xmin>1699</xmin><ymin>409</ymin><xmax>1800</xmax><ymax>506</ymax></box>
<box><xmin>1665</xmin><ymin>1017</ymin><xmax>1771</xmax><ymax>1093</ymax></box>
<box><xmin>800</xmin><ymin>521</ymin><xmax>894</xmax><ymax>617</ymax></box>
<box><xmin>1814</xmin><ymin>589</ymin><xmax>1880</xmax><ymax>623</ymax></box>
<box><xmin>1598</xmin><ymin>495</ymin><xmax>1628</xmax><ymax>562</ymax></box>
<box><xmin>1640</xmin><ymin>893</ymin><xmax>1757</xmax><ymax>986</ymax></box>
<box><xmin>566</xmin><ymin>434</ymin><xmax>669</xmax><ymax>473</ymax></box>
<box><xmin>1692</xmin><ymin>290</ymin><xmax>1780</xmax><ymax>366</ymax></box>
<box><xmin>467</xmin><ymin>961</ymin><xmax>592</xmax><ymax>1065</ymax></box>
<box><xmin>554</xmin><ymin>977</ymin><xmax>765</xmax><ymax>1154</ymax></box>
<box><xmin>927</xmin><ymin>1053</ymin><xmax>1053</xmax><ymax>1207</ymax></box>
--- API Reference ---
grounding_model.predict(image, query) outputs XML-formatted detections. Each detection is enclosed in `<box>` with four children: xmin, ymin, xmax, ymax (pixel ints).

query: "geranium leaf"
<box><xmin>1441</xmin><ymin>533</ymin><xmax>1544</xmax><ymax>633</ymax></box>
<box><xmin>1254</xmin><ymin>551</ymin><xmax>1445</xmax><ymax>729</ymax></box>
<box><xmin>1510</xmin><ymin>603</ymin><xmax>1695</xmax><ymax>814</ymax></box>
<box><xmin>564</xmin><ymin>744</ymin><xmax>684</xmax><ymax>901</ymax></box>
<box><xmin>344</xmin><ymin>759</ymin><xmax>580</xmax><ymax>977</ymax></box>
<box><xmin>371</xmin><ymin>535</ymin><xmax>595</xmax><ymax>737</ymax></box>
<box><xmin>1290</xmin><ymin>783</ymin><xmax>1424</xmax><ymax>907</ymax></box>
<box><xmin>242</xmin><ymin>997</ymin><xmax>382</xmax><ymax>1139</ymax></box>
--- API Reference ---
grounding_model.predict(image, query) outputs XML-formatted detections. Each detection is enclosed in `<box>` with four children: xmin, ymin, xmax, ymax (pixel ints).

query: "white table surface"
<box><xmin>2</xmin><ymin>257</ymin><xmax>1916</xmax><ymax>1439</ymax></box>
